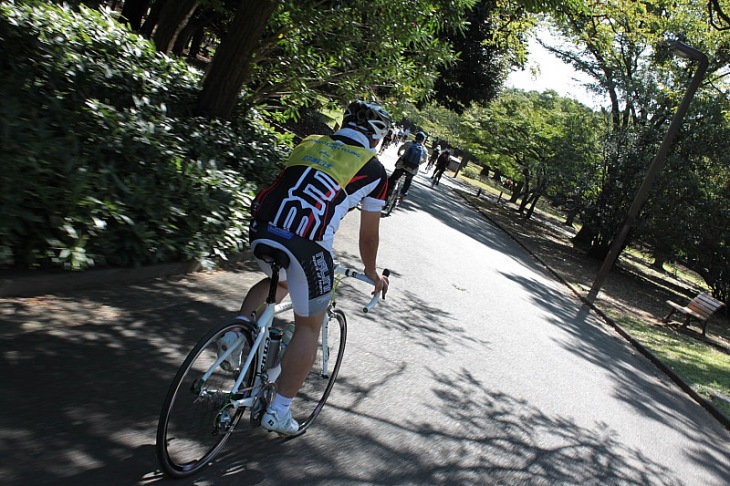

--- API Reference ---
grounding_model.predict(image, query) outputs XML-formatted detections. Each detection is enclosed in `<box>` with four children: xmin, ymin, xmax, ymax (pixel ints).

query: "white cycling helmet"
<box><xmin>343</xmin><ymin>100</ymin><xmax>392</xmax><ymax>140</ymax></box>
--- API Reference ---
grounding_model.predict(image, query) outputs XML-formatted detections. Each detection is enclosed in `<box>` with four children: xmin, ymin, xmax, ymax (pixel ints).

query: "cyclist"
<box><xmin>431</xmin><ymin>149</ymin><xmax>450</xmax><ymax>186</ymax></box>
<box><xmin>378</xmin><ymin>126</ymin><xmax>394</xmax><ymax>154</ymax></box>
<box><xmin>426</xmin><ymin>144</ymin><xmax>441</xmax><ymax>172</ymax></box>
<box><xmin>386</xmin><ymin>131</ymin><xmax>429</xmax><ymax>201</ymax></box>
<box><xmin>220</xmin><ymin>100</ymin><xmax>391</xmax><ymax>436</ymax></box>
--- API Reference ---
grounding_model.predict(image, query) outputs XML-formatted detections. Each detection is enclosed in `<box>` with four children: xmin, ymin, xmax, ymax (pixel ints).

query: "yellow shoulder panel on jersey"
<box><xmin>286</xmin><ymin>135</ymin><xmax>374</xmax><ymax>187</ymax></box>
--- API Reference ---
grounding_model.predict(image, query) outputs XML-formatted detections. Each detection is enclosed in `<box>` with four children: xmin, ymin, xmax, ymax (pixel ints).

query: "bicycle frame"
<box><xmin>200</xmin><ymin>263</ymin><xmax>380</xmax><ymax>415</ymax></box>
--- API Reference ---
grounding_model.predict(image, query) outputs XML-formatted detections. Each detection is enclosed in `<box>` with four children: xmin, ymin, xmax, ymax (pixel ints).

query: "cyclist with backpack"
<box><xmin>386</xmin><ymin>131</ymin><xmax>429</xmax><ymax>201</ymax></box>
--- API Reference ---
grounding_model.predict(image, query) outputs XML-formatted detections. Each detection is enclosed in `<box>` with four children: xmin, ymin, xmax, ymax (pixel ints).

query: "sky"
<box><xmin>506</xmin><ymin>32</ymin><xmax>608</xmax><ymax>110</ymax></box>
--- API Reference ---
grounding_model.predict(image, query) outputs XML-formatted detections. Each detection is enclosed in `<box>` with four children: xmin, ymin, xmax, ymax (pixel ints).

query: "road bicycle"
<box><xmin>156</xmin><ymin>244</ymin><xmax>386</xmax><ymax>478</ymax></box>
<box><xmin>382</xmin><ymin>173</ymin><xmax>406</xmax><ymax>216</ymax></box>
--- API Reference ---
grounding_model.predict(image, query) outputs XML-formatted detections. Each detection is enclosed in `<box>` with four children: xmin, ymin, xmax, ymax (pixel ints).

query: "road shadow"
<box><xmin>496</xmin><ymin>270</ymin><xmax>730</xmax><ymax>481</ymax></box>
<box><xmin>148</xmin><ymin>365</ymin><xmax>694</xmax><ymax>484</ymax></box>
<box><xmin>0</xmin><ymin>273</ymin><xmax>255</xmax><ymax>485</ymax></box>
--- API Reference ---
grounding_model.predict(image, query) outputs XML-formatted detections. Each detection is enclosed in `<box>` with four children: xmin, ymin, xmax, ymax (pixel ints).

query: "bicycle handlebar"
<box><xmin>336</xmin><ymin>266</ymin><xmax>390</xmax><ymax>313</ymax></box>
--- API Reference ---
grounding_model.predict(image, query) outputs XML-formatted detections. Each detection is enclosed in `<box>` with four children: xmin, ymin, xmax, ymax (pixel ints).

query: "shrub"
<box><xmin>0</xmin><ymin>2</ymin><xmax>286</xmax><ymax>270</ymax></box>
<box><xmin>461</xmin><ymin>165</ymin><xmax>480</xmax><ymax>180</ymax></box>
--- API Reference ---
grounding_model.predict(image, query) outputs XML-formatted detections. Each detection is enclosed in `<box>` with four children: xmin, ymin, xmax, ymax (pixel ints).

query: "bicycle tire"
<box><xmin>383</xmin><ymin>176</ymin><xmax>403</xmax><ymax>216</ymax></box>
<box><xmin>156</xmin><ymin>320</ymin><xmax>257</xmax><ymax>478</ymax></box>
<box><xmin>289</xmin><ymin>309</ymin><xmax>347</xmax><ymax>436</ymax></box>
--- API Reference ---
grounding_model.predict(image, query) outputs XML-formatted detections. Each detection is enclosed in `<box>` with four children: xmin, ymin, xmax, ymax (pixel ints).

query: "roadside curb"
<box><xmin>452</xmin><ymin>182</ymin><xmax>730</xmax><ymax>433</ymax></box>
<box><xmin>0</xmin><ymin>260</ymin><xmax>203</xmax><ymax>298</ymax></box>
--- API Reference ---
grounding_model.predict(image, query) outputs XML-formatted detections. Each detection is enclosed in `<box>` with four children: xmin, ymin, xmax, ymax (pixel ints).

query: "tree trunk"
<box><xmin>140</xmin><ymin>0</ymin><xmax>167</xmax><ymax>38</ymax></box>
<box><xmin>650</xmin><ymin>247</ymin><xmax>672</xmax><ymax>271</ymax></box>
<box><xmin>518</xmin><ymin>191</ymin><xmax>532</xmax><ymax>215</ymax></box>
<box><xmin>120</xmin><ymin>0</ymin><xmax>150</xmax><ymax>31</ymax></box>
<box><xmin>152</xmin><ymin>0</ymin><xmax>199</xmax><ymax>55</ymax></box>
<box><xmin>196</xmin><ymin>0</ymin><xmax>280</xmax><ymax>119</ymax></box>
<box><xmin>564</xmin><ymin>208</ymin><xmax>577</xmax><ymax>227</ymax></box>
<box><xmin>172</xmin><ymin>11</ymin><xmax>207</xmax><ymax>56</ymax></box>
<box><xmin>509</xmin><ymin>181</ymin><xmax>523</xmax><ymax>203</ymax></box>
<box><xmin>187</xmin><ymin>26</ymin><xmax>206</xmax><ymax>59</ymax></box>
<box><xmin>572</xmin><ymin>224</ymin><xmax>595</xmax><ymax>250</ymax></box>
<box><xmin>525</xmin><ymin>193</ymin><xmax>541</xmax><ymax>219</ymax></box>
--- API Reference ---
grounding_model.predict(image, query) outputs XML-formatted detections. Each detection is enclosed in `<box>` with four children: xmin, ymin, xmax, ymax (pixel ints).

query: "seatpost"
<box><xmin>266</xmin><ymin>262</ymin><xmax>281</xmax><ymax>304</ymax></box>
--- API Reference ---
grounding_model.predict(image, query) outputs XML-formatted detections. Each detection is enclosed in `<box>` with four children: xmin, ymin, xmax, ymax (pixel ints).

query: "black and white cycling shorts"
<box><xmin>249</xmin><ymin>220</ymin><xmax>334</xmax><ymax>317</ymax></box>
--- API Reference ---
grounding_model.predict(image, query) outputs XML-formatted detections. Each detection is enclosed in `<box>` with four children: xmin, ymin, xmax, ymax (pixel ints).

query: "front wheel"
<box><xmin>289</xmin><ymin>309</ymin><xmax>347</xmax><ymax>436</ymax></box>
<box><xmin>156</xmin><ymin>320</ymin><xmax>257</xmax><ymax>478</ymax></box>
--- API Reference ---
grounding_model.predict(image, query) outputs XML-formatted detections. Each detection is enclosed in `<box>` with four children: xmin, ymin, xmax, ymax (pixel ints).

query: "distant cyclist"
<box><xmin>431</xmin><ymin>149</ymin><xmax>450</xmax><ymax>186</ymax></box>
<box><xmin>378</xmin><ymin>127</ymin><xmax>395</xmax><ymax>154</ymax></box>
<box><xmin>386</xmin><ymin>131</ymin><xmax>428</xmax><ymax>201</ymax></box>
<box><xmin>426</xmin><ymin>144</ymin><xmax>441</xmax><ymax>172</ymax></box>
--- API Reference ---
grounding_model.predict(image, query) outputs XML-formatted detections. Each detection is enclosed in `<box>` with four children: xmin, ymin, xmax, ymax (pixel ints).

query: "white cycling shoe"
<box><xmin>261</xmin><ymin>408</ymin><xmax>299</xmax><ymax>436</ymax></box>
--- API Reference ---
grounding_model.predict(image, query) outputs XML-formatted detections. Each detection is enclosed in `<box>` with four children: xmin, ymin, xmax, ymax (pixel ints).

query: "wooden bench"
<box><xmin>662</xmin><ymin>292</ymin><xmax>726</xmax><ymax>336</ymax></box>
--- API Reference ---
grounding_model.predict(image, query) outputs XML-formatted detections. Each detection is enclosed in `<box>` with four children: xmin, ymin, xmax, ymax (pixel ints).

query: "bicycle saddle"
<box><xmin>253</xmin><ymin>244</ymin><xmax>290</xmax><ymax>268</ymax></box>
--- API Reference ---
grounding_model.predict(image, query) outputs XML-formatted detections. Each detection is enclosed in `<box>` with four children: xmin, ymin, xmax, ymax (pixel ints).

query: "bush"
<box><xmin>461</xmin><ymin>165</ymin><xmax>480</xmax><ymax>180</ymax></box>
<box><xmin>0</xmin><ymin>2</ymin><xmax>286</xmax><ymax>270</ymax></box>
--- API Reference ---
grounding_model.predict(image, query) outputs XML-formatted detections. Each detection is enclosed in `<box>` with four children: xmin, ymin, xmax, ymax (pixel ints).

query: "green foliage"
<box><xmin>458</xmin><ymin>89</ymin><xmax>604</xmax><ymax>216</ymax></box>
<box><xmin>461</xmin><ymin>165</ymin><xmax>481</xmax><ymax>179</ymax></box>
<box><xmin>0</xmin><ymin>2</ymin><xmax>285</xmax><ymax>270</ymax></box>
<box><xmin>432</xmin><ymin>0</ymin><xmax>535</xmax><ymax>113</ymax></box>
<box><xmin>545</xmin><ymin>0</ymin><xmax>730</xmax><ymax>286</ymax></box>
<box><xmin>655</xmin><ymin>96</ymin><xmax>730</xmax><ymax>303</ymax></box>
<box><xmin>248</xmin><ymin>0</ymin><xmax>477</xmax><ymax>114</ymax></box>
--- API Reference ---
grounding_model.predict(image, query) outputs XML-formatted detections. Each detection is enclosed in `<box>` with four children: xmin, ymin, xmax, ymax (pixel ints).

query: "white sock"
<box><xmin>269</xmin><ymin>393</ymin><xmax>293</xmax><ymax>416</ymax></box>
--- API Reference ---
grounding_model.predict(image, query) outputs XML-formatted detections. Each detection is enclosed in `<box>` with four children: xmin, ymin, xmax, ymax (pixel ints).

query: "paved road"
<box><xmin>1</xmin><ymin>146</ymin><xmax>729</xmax><ymax>485</ymax></box>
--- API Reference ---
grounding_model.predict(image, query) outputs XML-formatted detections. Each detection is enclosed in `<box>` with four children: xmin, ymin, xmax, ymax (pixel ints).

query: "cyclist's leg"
<box><xmin>401</xmin><ymin>172</ymin><xmax>414</xmax><ymax>196</ymax></box>
<box><xmin>238</xmin><ymin>278</ymin><xmax>288</xmax><ymax>319</ymax></box>
<box><xmin>258</xmin><ymin>234</ymin><xmax>335</xmax><ymax>435</ymax></box>
<box><xmin>435</xmin><ymin>168</ymin><xmax>444</xmax><ymax>185</ymax></box>
<box><xmin>292</xmin><ymin>308</ymin><xmax>346</xmax><ymax>435</ymax></box>
<box><xmin>387</xmin><ymin>167</ymin><xmax>404</xmax><ymax>197</ymax></box>
<box><xmin>277</xmin><ymin>310</ymin><xmax>326</xmax><ymax>398</ymax></box>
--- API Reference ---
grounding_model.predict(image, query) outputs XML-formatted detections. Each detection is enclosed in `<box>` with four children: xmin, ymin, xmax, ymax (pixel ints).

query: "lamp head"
<box><xmin>669</xmin><ymin>41</ymin><xmax>706</xmax><ymax>62</ymax></box>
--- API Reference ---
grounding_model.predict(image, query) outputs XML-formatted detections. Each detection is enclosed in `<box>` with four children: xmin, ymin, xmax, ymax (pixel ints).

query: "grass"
<box><xmin>612</xmin><ymin>313</ymin><xmax>730</xmax><ymax>416</ymax></box>
<box><xmin>623</xmin><ymin>246</ymin><xmax>710</xmax><ymax>290</ymax></box>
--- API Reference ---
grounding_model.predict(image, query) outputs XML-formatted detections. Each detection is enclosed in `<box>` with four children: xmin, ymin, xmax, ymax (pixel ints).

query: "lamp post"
<box><xmin>586</xmin><ymin>41</ymin><xmax>708</xmax><ymax>304</ymax></box>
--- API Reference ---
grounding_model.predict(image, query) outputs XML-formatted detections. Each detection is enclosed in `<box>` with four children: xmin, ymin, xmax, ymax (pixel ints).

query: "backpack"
<box><xmin>402</xmin><ymin>143</ymin><xmax>425</xmax><ymax>167</ymax></box>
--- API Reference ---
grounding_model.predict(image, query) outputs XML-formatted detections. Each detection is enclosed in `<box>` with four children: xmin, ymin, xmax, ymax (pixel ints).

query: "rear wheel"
<box><xmin>383</xmin><ymin>176</ymin><xmax>403</xmax><ymax>216</ymax></box>
<box><xmin>156</xmin><ymin>320</ymin><xmax>257</xmax><ymax>478</ymax></box>
<box><xmin>289</xmin><ymin>309</ymin><xmax>347</xmax><ymax>436</ymax></box>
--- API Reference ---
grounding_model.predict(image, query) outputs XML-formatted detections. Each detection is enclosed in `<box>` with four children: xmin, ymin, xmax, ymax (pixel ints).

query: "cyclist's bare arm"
<box><xmin>359</xmin><ymin>209</ymin><xmax>388</xmax><ymax>298</ymax></box>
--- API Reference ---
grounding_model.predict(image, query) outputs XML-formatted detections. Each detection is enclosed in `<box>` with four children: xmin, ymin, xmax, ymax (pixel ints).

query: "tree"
<box><xmin>151</xmin><ymin>0</ymin><xmax>199</xmax><ymax>55</ymax></box>
<box><xmin>542</xmin><ymin>0</ymin><xmax>730</xmax><ymax>260</ymax></box>
<box><xmin>456</xmin><ymin>89</ymin><xmax>603</xmax><ymax>220</ymax></box>
<box><xmin>432</xmin><ymin>0</ymin><xmax>533</xmax><ymax>113</ymax></box>
<box><xmin>196</xmin><ymin>0</ymin><xmax>279</xmax><ymax>119</ymax></box>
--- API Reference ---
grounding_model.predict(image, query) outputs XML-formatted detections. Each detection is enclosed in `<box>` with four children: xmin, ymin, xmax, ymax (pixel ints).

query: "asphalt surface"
<box><xmin>2</xmin><ymin>146</ymin><xmax>729</xmax><ymax>485</ymax></box>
